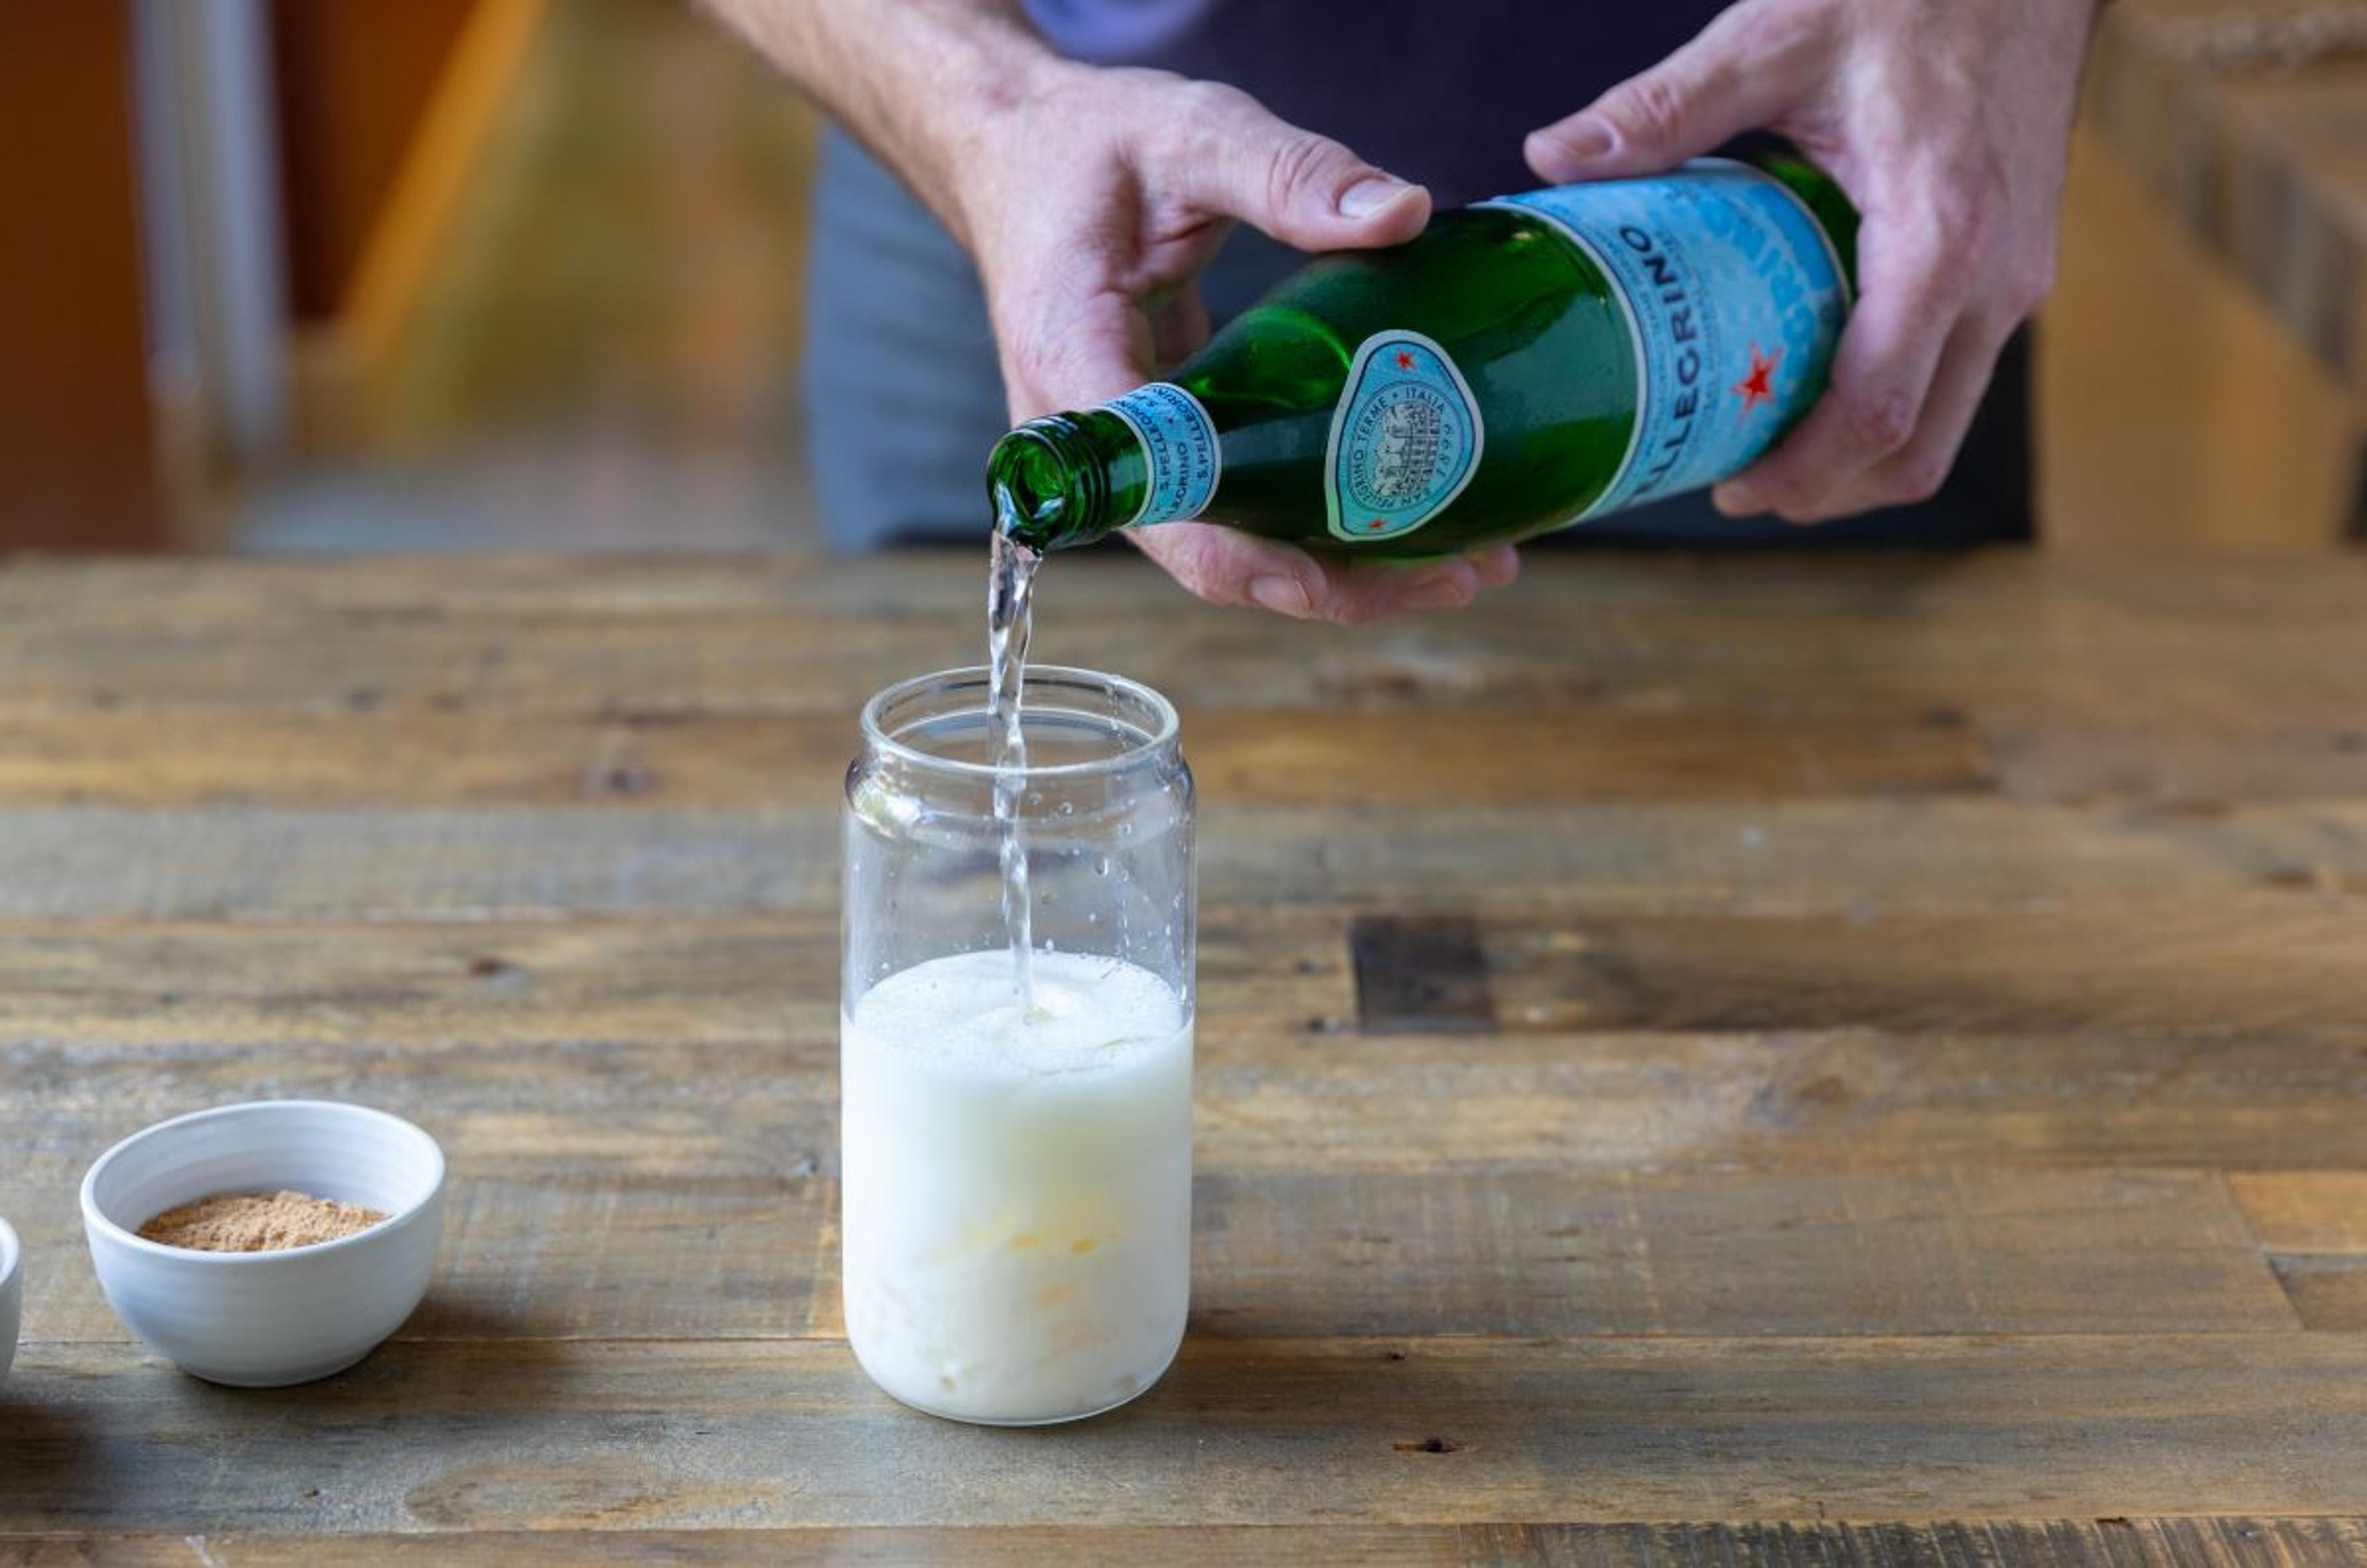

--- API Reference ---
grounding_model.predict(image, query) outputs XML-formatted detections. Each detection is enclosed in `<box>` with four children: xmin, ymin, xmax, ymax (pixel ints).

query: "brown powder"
<box><xmin>137</xmin><ymin>1190</ymin><xmax>388</xmax><ymax>1252</ymax></box>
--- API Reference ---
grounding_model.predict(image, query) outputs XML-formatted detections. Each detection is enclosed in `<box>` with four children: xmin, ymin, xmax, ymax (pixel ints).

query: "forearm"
<box><xmin>698</xmin><ymin>0</ymin><xmax>1066</xmax><ymax>246</ymax></box>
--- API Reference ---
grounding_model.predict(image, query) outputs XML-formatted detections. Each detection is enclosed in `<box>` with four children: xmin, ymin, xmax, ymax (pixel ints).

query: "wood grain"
<box><xmin>5</xmin><ymin>1154</ymin><xmax>2291</xmax><ymax>1344</ymax></box>
<box><xmin>5</xmin><ymin>1337</ymin><xmax>2367</xmax><ymax>1529</ymax></box>
<box><xmin>2</xmin><ymin>796</ymin><xmax>2365</xmax><ymax>918</ymax></box>
<box><xmin>10</xmin><ymin>1520</ymin><xmax>2366</xmax><ymax>1567</ymax></box>
<box><xmin>4</xmin><ymin>551</ymin><xmax>2365</xmax><ymax>1553</ymax></box>
<box><xmin>0</xmin><ymin>706</ymin><xmax>1991</xmax><ymax>807</ymax></box>
<box><xmin>2230</xmin><ymin>1172</ymin><xmax>2367</xmax><ymax>1253</ymax></box>
<box><xmin>6</xmin><ymin>552</ymin><xmax>2367</xmax><ymax>729</ymax></box>
<box><xmin>2270</xmin><ymin>1257</ymin><xmax>2367</xmax><ymax>1332</ymax></box>
<box><xmin>2</xmin><ymin>898</ymin><xmax>2365</xmax><ymax>1047</ymax></box>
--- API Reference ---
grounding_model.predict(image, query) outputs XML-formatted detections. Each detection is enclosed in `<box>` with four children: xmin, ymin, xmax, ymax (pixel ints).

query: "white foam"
<box><xmin>848</xmin><ymin>948</ymin><xmax>1185</xmax><ymax>1079</ymax></box>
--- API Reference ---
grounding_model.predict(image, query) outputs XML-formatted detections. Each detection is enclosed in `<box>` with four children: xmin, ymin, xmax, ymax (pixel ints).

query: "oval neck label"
<box><xmin>1324</xmin><ymin>331</ymin><xmax>1485</xmax><ymax>543</ymax></box>
<box><xmin>1103</xmin><ymin>382</ymin><xmax>1221</xmax><ymax>526</ymax></box>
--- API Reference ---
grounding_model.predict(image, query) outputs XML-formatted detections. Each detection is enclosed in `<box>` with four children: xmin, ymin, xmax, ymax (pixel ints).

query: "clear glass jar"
<box><xmin>841</xmin><ymin>666</ymin><xmax>1195</xmax><ymax>1424</ymax></box>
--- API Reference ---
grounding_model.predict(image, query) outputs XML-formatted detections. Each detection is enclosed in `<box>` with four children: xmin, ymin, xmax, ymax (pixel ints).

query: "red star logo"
<box><xmin>1731</xmin><ymin>343</ymin><xmax>1780</xmax><ymax>417</ymax></box>
<box><xmin>1394</xmin><ymin>351</ymin><xmax>1415</xmax><ymax>371</ymax></box>
<box><xmin>1365</xmin><ymin>518</ymin><xmax>1386</xmax><ymax>531</ymax></box>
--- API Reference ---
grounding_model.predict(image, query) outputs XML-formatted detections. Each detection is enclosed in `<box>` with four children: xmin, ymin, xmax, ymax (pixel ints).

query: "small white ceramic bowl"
<box><xmin>0</xmin><ymin>1215</ymin><xmax>20</xmax><ymax>1382</ymax></box>
<box><xmin>80</xmin><ymin>1101</ymin><xmax>445</xmax><ymax>1387</ymax></box>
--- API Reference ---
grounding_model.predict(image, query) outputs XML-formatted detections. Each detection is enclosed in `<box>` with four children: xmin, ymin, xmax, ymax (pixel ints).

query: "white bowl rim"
<box><xmin>80</xmin><ymin>1100</ymin><xmax>445</xmax><ymax>1265</ymax></box>
<box><xmin>0</xmin><ymin>1214</ymin><xmax>18</xmax><ymax>1289</ymax></box>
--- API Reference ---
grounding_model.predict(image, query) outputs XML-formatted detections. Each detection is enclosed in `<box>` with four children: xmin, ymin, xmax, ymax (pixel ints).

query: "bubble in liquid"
<box><xmin>1095</xmin><ymin>857</ymin><xmax>1111</xmax><ymax>876</ymax></box>
<box><xmin>1058</xmin><ymin>801</ymin><xmax>1075</xmax><ymax>817</ymax></box>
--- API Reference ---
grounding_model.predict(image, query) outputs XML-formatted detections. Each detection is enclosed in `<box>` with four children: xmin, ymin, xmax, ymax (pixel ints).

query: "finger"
<box><xmin>1158</xmin><ymin>82</ymin><xmax>1431</xmax><ymax>252</ymax></box>
<box><xmin>1469</xmin><ymin>544</ymin><xmax>1521</xmax><ymax>589</ymax></box>
<box><xmin>1711</xmin><ymin>216</ymin><xmax>1964</xmax><ymax>521</ymax></box>
<box><xmin>1127</xmin><ymin>522</ymin><xmax>1332</xmax><ymax>618</ymax></box>
<box><xmin>1780</xmin><ymin>312</ymin><xmax>2013</xmax><ymax>522</ymax></box>
<box><xmin>992</xmin><ymin>283</ymin><xmax>1146</xmax><ymax>421</ymax></box>
<box><xmin>1316</xmin><ymin>556</ymin><xmax>1491</xmax><ymax>626</ymax></box>
<box><xmin>1524</xmin><ymin>7</ymin><xmax>1819</xmax><ymax>181</ymax></box>
<box><xmin>1149</xmin><ymin>280</ymin><xmax>1212</xmax><ymax>369</ymax></box>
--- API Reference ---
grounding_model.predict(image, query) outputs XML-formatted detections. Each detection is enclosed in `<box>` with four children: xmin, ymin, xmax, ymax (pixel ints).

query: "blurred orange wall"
<box><xmin>0</xmin><ymin>2</ymin><xmax>165</xmax><ymax>549</ymax></box>
<box><xmin>271</xmin><ymin>0</ymin><xmax>481</xmax><ymax>322</ymax></box>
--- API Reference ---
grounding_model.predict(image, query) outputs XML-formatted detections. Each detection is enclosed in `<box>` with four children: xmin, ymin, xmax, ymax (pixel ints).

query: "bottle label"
<box><xmin>1323</xmin><ymin>330</ymin><xmax>1485</xmax><ymax>543</ymax></box>
<box><xmin>1104</xmin><ymin>382</ymin><xmax>1220</xmax><ymax>526</ymax></box>
<box><xmin>1482</xmin><ymin>159</ymin><xmax>1849</xmax><ymax>517</ymax></box>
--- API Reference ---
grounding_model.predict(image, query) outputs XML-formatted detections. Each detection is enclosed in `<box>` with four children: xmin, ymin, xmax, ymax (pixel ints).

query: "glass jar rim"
<box><xmin>858</xmin><ymin>664</ymin><xmax>1181</xmax><ymax>783</ymax></box>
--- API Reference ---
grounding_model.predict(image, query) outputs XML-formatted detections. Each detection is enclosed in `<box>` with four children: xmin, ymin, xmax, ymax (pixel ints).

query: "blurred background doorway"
<box><xmin>0</xmin><ymin>0</ymin><xmax>2358</xmax><ymax>554</ymax></box>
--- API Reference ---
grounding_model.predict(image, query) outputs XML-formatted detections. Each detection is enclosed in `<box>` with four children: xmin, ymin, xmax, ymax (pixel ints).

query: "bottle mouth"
<box><xmin>859</xmin><ymin>665</ymin><xmax>1179</xmax><ymax>782</ymax></box>
<box><xmin>989</xmin><ymin>418</ymin><xmax>1111</xmax><ymax>549</ymax></box>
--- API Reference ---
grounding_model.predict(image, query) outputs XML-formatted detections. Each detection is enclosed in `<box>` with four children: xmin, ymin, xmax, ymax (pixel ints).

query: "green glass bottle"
<box><xmin>990</xmin><ymin>152</ymin><xmax>1858</xmax><ymax>557</ymax></box>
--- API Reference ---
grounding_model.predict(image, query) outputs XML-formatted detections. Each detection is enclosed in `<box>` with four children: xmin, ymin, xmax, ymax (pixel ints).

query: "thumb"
<box><xmin>1162</xmin><ymin>83</ymin><xmax>1430</xmax><ymax>252</ymax></box>
<box><xmin>1524</xmin><ymin>10</ymin><xmax>1808</xmax><ymax>181</ymax></box>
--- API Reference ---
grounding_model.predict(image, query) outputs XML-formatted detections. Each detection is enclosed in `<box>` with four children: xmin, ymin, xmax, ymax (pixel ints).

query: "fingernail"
<box><xmin>1533</xmin><ymin>118</ymin><xmax>1614</xmax><ymax>165</ymax></box>
<box><xmin>1249</xmin><ymin>574</ymin><xmax>1315</xmax><ymax>616</ymax></box>
<box><xmin>1338</xmin><ymin>176</ymin><xmax>1411</xmax><ymax>218</ymax></box>
<box><xmin>1712</xmin><ymin>481</ymin><xmax>1762</xmax><ymax>517</ymax></box>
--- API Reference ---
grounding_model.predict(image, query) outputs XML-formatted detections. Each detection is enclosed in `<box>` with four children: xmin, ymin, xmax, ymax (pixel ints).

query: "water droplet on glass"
<box><xmin>1095</xmin><ymin>857</ymin><xmax>1110</xmax><ymax>876</ymax></box>
<box><xmin>1057</xmin><ymin>801</ymin><xmax>1075</xmax><ymax>817</ymax></box>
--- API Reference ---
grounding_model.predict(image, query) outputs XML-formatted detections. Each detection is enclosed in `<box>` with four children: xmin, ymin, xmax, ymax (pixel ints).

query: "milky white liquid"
<box><xmin>841</xmin><ymin>949</ymin><xmax>1192</xmax><ymax>1424</ymax></box>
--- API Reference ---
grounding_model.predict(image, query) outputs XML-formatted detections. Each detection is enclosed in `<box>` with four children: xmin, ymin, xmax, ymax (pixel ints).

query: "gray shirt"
<box><xmin>1024</xmin><ymin>0</ymin><xmax>1721</xmax><ymax>205</ymax></box>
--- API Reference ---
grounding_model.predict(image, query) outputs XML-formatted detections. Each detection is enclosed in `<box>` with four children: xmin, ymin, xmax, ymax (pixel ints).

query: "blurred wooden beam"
<box><xmin>287</xmin><ymin>0</ymin><xmax>547</xmax><ymax>451</ymax></box>
<box><xmin>2087</xmin><ymin>0</ymin><xmax>2367</xmax><ymax>401</ymax></box>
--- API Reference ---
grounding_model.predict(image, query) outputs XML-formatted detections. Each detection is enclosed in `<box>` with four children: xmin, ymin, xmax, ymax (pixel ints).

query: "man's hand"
<box><xmin>702</xmin><ymin>0</ymin><xmax>1516</xmax><ymax>622</ymax></box>
<box><xmin>956</xmin><ymin>61</ymin><xmax>1520</xmax><ymax>621</ymax></box>
<box><xmin>1527</xmin><ymin>0</ymin><xmax>2093</xmax><ymax>523</ymax></box>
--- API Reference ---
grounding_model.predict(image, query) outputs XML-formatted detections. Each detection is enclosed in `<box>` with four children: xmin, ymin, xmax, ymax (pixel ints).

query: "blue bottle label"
<box><xmin>1104</xmin><ymin>382</ymin><xmax>1220</xmax><ymax>525</ymax></box>
<box><xmin>1323</xmin><ymin>330</ymin><xmax>1486</xmax><ymax>543</ymax></box>
<box><xmin>1484</xmin><ymin>158</ymin><xmax>1849</xmax><ymax>517</ymax></box>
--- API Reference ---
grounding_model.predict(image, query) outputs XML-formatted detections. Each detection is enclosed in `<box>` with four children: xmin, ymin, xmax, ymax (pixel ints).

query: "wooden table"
<box><xmin>3</xmin><ymin>549</ymin><xmax>2366</xmax><ymax>1563</ymax></box>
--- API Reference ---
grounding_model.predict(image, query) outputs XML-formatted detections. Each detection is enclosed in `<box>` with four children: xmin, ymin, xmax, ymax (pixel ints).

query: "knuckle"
<box><xmin>1888</xmin><ymin>453</ymin><xmax>1952</xmax><ymax>505</ymax></box>
<box><xmin>1838</xmin><ymin>383</ymin><xmax>1918</xmax><ymax>454</ymax></box>
<box><xmin>2003</xmin><ymin>247</ymin><xmax>2057</xmax><ymax>319</ymax></box>
<box><xmin>1264</xmin><ymin>130</ymin><xmax>1346</xmax><ymax>211</ymax></box>
<box><xmin>1603</xmin><ymin>73</ymin><xmax>1691</xmax><ymax>151</ymax></box>
<box><xmin>1173</xmin><ymin>78</ymin><xmax>1249</xmax><ymax>129</ymax></box>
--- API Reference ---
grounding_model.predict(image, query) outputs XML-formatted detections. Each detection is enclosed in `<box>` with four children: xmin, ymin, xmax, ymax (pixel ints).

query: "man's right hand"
<box><xmin>706</xmin><ymin>0</ymin><xmax>1521</xmax><ymax>623</ymax></box>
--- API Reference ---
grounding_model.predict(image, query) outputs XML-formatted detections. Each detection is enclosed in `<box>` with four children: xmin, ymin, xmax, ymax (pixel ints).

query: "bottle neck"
<box><xmin>988</xmin><ymin>412</ymin><xmax>1141</xmax><ymax>552</ymax></box>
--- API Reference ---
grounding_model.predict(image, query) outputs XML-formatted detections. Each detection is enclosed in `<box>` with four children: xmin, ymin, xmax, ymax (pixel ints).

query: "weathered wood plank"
<box><xmin>2270</xmin><ymin>1257</ymin><xmax>2367</xmax><ymax>1333</ymax></box>
<box><xmin>25</xmin><ymin>704</ymin><xmax>2367</xmax><ymax>812</ymax></box>
<box><xmin>1478</xmin><ymin>904</ymin><xmax>2367</xmax><ymax>1035</ymax></box>
<box><xmin>5</xmin><ymin>1337</ymin><xmax>2366</xmax><ymax>1527</ymax></box>
<box><xmin>2</xmin><ymin>798</ymin><xmax>2366</xmax><ymax>917</ymax></box>
<box><xmin>1179</xmin><ymin>1168</ymin><xmax>2292</xmax><ymax>1341</ymax></box>
<box><xmin>10</xmin><ymin>1520</ymin><xmax>2366</xmax><ymax>1567</ymax></box>
<box><xmin>6</xmin><ymin>1149</ymin><xmax>2290</xmax><ymax>1344</ymax></box>
<box><xmin>1351</xmin><ymin>914</ymin><xmax>1497</xmax><ymax>1032</ymax></box>
<box><xmin>2230</xmin><ymin>1172</ymin><xmax>2367</xmax><ymax>1254</ymax></box>
<box><xmin>4</xmin><ymin>897</ymin><xmax>2367</xmax><ymax>1048</ymax></box>
<box><xmin>6</xmin><ymin>553</ymin><xmax>2367</xmax><ymax>738</ymax></box>
<box><xmin>0</xmin><ymin>706</ymin><xmax>1991</xmax><ymax>807</ymax></box>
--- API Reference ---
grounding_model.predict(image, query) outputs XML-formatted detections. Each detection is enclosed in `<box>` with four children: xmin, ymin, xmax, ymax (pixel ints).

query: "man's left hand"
<box><xmin>1527</xmin><ymin>0</ymin><xmax>2095</xmax><ymax>522</ymax></box>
